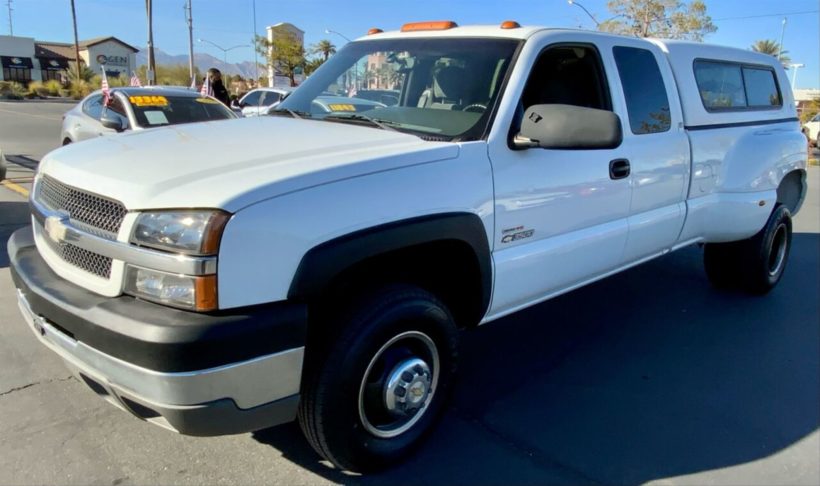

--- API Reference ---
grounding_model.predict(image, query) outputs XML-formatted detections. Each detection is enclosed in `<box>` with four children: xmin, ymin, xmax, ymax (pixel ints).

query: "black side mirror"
<box><xmin>100</xmin><ymin>111</ymin><xmax>125</xmax><ymax>132</ymax></box>
<box><xmin>514</xmin><ymin>104</ymin><xmax>622</xmax><ymax>150</ymax></box>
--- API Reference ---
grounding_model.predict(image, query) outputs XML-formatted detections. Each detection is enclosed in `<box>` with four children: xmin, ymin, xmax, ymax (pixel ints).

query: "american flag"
<box><xmin>200</xmin><ymin>75</ymin><xmax>211</xmax><ymax>97</ymax></box>
<box><xmin>130</xmin><ymin>72</ymin><xmax>142</xmax><ymax>87</ymax></box>
<box><xmin>100</xmin><ymin>68</ymin><xmax>110</xmax><ymax>104</ymax></box>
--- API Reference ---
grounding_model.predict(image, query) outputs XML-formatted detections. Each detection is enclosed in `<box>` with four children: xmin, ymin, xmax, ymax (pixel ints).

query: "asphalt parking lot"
<box><xmin>1</xmin><ymin>101</ymin><xmax>818</xmax><ymax>485</ymax></box>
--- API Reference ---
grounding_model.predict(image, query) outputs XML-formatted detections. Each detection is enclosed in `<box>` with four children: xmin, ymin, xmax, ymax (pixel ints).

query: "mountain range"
<box><xmin>136</xmin><ymin>47</ymin><xmax>263</xmax><ymax>79</ymax></box>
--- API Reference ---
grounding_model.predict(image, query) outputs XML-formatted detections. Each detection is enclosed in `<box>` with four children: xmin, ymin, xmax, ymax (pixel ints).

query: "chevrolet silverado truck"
<box><xmin>8</xmin><ymin>22</ymin><xmax>808</xmax><ymax>471</ymax></box>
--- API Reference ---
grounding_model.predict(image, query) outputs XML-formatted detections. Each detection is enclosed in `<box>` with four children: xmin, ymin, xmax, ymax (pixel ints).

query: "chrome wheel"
<box><xmin>768</xmin><ymin>223</ymin><xmax>788</xmax><ymax>276</ymax></box>
<box><xmin>358</xmin><ymin>330</ymin><xmax>439</xmax><ymax>439</ymax></box>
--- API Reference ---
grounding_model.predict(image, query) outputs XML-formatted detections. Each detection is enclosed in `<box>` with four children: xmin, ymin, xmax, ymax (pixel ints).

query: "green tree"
<box><xmin>304</xmin><ymin>57</ymin><xmax>325</xmax><ymax>76</ymax></box>
<box><xmin>311</xmin><ymin>39</ymin><xmax>337</xmax><ymax>61</ymax></box>
<box><xmin>598</xmin><ymin>0</ymin><xmax>717</xmax><ymax>41</ymax></box>
<box><xmin>136</xmin><ymin>64</ymin><xmax>200</xmax><ymax>86</ymax></box>
<box><xmin>751</xmin><ymin>39</ymin><xmax>790</xmax><ymax>65</ymax></box>
<box><xmin>255</xmin><ymin>29</ymin><xmax>306</xmax><ymax>87</ymax></box>
<box><xmin>67</xmin><ymin>61</ymin><xmax>94</xmax><ymax>83</ymax></box>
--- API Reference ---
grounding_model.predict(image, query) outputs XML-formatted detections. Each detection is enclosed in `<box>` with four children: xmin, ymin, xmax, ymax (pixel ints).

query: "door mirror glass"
<box><xmin>514</xmin><ymin>104</ymin><xmax>622</xmax><ymax>150</ymax></box>
<box><xmin>100</xmin><ymin>111</ymin><xmax>125</xmax><ymax>132</ymax></box>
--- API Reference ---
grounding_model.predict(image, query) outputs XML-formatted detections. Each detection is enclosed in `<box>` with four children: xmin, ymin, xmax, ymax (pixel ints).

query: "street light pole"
<box><xmin>777</xmin><ymin>17</ymin><xmax>787</xmax><ymax>63</ymax></box>
<box><xmin>252</xmin><ymin>0</ymin><xmax>259</xmax><ymax>86</ymax></box>
<box><xmin>567</xmin><ymin>0</ymin><xmax>599</xmax><ymax>27</ymax></box>
<box><xmin>790</xmin><ymin>63</ymin><xmax>804</xmax><ymax>90</ymax></box>
<box><xmin>325</xmin><ymin>29</ymin><xmax>355</xmax><ymax>89</ymax></box>
<box><xmin>146</xmin><ymin>0</ymin><xmax>156</xmax><ymax>85</ymax></box>
<box><xmin>6</xmin><ymin>0</ymin><xmax>12</xmax><ymax>36</ymax></box>
<box><xmin>185</xmin><ymin>0</ymin><xmax>194</xmax><ymax>83</ymax></box>
<box><xmin>69</xmin><ymin>0</ymin><xmax>81</xmax><ymax>80</ymax></box>
<box><xmin>197</xmin><ymin>39</ymin><xmax>249</xmax><ymax>65</ymax></box>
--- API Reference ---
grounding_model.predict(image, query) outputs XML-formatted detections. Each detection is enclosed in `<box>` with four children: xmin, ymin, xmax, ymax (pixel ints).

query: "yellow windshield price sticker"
<box><xmin>327</xmin><ymin>103</ymin><xmax>356</xmax><ymax>112</ymax></box>
<box><xmin>129</xmin><ymin>95</ymin><xmax>168</xmax><ymax>107</ymax></box>
<box><xmin>196</xmin><ymin>97</ymin><xmax>219</xmax><ymax>104</ymax></box>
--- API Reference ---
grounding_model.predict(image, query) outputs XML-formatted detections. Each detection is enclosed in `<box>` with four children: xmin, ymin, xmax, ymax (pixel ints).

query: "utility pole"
<box><xmin>185</xmin><ymin>0</ymin><xmax>194</xmax><ymax>83</ymax></box>
<box><xmin>777</xmin><ymin>17</ymin><xmax>787</xmax><ymax>63</ymax></box>
<box><xmin>70</xmin><ymin>0</ymin><xmax>82</xmax><ymax>80</ymax></box>
<box><xmin>6</xmin><ymin>0</ymin><xmax>12</xmax><ymax>36</ymax></box>
<box><xmin>146</xmin><ymin>0</ymin><xmax>156</xmax><ymax>85</ymax></box>
<box><xmin>252</xmin><ymin>0</ymin><xmax>259</xmax><ymax>86</ymax></box>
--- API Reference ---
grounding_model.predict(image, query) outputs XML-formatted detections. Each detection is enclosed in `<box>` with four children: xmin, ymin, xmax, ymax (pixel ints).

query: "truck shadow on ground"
<box><xmin>0</xmin><ymin>202</ymin><xmax>31</xmax><ymax>268</ymax></box>
<box><xmin>254</xmin><ymin>234</ymin><xmax>820</xmax><ymax>485</ymax></box>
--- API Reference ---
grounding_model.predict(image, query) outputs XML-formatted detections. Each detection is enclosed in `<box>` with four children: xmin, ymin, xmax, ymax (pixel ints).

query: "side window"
<box><xmin>742</xmin><ymin>67</ymin><xmax>781</xmax><ymax>107</ymax></box>
<box><xmin>694</xmin><ymin>60</ymin><xmax>782</xmax><ymax>111</ymax></box>
<box><xmin>516</xmin><ymin>45</ymin><xmax>611</xmax><ymax>131</ymax></box>
<box><xmin>261</xmin><ymin>92</ymin><xmax>281</xmax><ymax>106</ymax></box>
<box><xmin>82</xmin><ymin>95</ymin><xmax>104</xmax><ymax>120</ymax></box>
<box><xmin>241</xmin><ymin>91</ymin><xmax>262</xmax><ymax>106</ymax></box>
<box><xmin>694</xmin><ymin>61</ymin><xmax>746</xmax><ymax>109</ymax></box>
<box><xmin>613</xmin><ymin>47</ymin><xmax>671</xmax><ymax>135</ymax></box>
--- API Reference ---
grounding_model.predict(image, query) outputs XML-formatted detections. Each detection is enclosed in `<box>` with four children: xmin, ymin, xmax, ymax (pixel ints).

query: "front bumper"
<box><xmin>9</xmin><ymin>226</ymin><xmax>307</xmax><ymax>436</ymax></box>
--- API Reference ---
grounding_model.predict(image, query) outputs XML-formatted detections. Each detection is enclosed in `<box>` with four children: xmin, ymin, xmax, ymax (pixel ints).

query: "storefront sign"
<box><xmin>96</xmin><ymin>54</ymin><xmax>128</xmax><ymax>67</ymax></box>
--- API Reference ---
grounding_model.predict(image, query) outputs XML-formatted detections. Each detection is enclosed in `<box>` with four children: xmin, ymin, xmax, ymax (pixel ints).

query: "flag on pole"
<box><xmin>100</xmin><ymin>68</ymin><xmax>110</xmax><ymax>105</ymax></box>
<box><xmin>200</xmin><ymin>74</ymin><xmax>211</xmax><ymax>97</ymax></box>
<box><xmin>130</xmin><ymin>71</ymin><xmax>142</xmax><ymax>87</ymax></box>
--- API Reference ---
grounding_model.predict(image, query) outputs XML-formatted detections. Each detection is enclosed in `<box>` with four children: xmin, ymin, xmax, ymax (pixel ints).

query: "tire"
<box><xmin>298</xmin><ymin>285</ymin><xmax>459</xmax><ymax>472</ymax></box>
<box><xmin>704</xmin><ymin>204</ymin><xmax>792</xmax><ymax>294</ymax></box>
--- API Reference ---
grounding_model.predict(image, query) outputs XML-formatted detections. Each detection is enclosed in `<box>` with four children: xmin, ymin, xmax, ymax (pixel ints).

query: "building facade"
<box><xmin>0</xmin><ymin>35</ymin><xmax>137</xmax><ymax>85</ymax></box>
<box><xmin>265</xmin><ymin>22</ymin><xmax>304</xmax><ymax>87</ymax></box>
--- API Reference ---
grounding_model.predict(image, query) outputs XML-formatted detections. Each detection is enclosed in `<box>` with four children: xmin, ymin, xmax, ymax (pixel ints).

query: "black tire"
<box><xmin>298</xmin><ymin>285</ymin><xmax>459</xmax><ymax>472</ymax></box>
<box><xmin>704</xmin><ymin>204</ymin><xmax>792</xmax><ymax>294</ymax></box>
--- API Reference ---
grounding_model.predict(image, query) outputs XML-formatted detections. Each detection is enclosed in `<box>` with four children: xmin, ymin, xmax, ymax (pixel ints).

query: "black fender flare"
<box><xmin>288</xmin><ymin>212</ymin><xmax>492</xmax><ymax>316</ymax></box>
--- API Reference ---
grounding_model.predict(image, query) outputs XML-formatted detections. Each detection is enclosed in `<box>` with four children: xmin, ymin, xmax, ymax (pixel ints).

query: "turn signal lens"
<box><xmin>125</xmin><ymin>265</ymin><xmax>218</xmax><ymax>312</ymax></box>
<box><xmin>401</xmin><ymin>21</ymin><xmax>458</xmax><ymax>32</ymax></box>
<box><xmin>500</xmin><ymin>20</ymin><xmax>521</xmax><ymax>29</ymax></box>
<box><xmin>367</xmin><ymin>28</ymin><xmax>384</xmax><ymax>35</ymax></box>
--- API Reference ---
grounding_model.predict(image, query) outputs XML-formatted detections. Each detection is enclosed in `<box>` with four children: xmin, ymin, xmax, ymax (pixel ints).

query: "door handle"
<box><xmin>609</xmin><ymin>159</ymin><xmax>630</xmax><ymax>180</ymax></box>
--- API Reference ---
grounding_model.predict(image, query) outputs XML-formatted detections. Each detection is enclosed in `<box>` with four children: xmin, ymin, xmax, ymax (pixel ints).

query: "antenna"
<box><xmin>6</xmin><ymin>0</ymin><xmax>13</xmax><ymax>36</ymax></box>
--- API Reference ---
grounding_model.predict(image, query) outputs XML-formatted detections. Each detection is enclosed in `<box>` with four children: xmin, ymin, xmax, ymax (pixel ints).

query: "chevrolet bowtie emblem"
<box><xmin>44</xmin><ymin>215</ymin><xmax>69</xmax><ymax>243</ymax></box>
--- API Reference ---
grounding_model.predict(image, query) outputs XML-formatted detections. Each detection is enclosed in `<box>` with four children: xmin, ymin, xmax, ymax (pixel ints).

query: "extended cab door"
<box><xmin>486</xmin><ymin>33</ymin><xmax>633</xmax><ymax>318</ymax></box>
<box><xmin>608</xmin><ymin>39</ymin><xmax>689</xmax><ymax>262</ymax></box>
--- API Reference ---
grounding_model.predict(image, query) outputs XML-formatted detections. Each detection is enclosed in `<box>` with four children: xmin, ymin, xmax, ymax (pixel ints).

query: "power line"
<box><xmin>713</xmin><ymin>10</ymin><xmax>817</xmax><ymax>21</ymax></box>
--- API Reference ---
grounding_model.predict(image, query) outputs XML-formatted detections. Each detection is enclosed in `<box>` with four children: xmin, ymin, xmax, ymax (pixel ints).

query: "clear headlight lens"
<box><xmin>124</xmin><ymin>265</ymin><xmax>217</xmax><ymax>311</ymax></box>
<box><xmin>130</xmin><ymin>210</ymin><xmax>230</xmax><ymax>255</ymax></box>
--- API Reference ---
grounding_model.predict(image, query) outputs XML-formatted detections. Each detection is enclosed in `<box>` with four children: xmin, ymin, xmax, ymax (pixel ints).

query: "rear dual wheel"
<box><xmin>298</xmin><ymin>285</ymin><xmax>458</xmax><ymax>472</ymax></box>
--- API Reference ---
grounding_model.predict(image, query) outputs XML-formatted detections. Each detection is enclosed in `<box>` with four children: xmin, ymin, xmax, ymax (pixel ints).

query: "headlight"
<box><xmin>130</xmin><ymin>210</ymin><xmax>230</xmax><ymax>255</ymax></box>
<box><xmin>124</xmin><ymin>265</ymin><xmax>217</xmax><ymax>311</ymax></box>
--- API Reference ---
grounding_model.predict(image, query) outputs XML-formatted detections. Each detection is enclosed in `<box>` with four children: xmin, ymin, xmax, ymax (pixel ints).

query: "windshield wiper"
<box><xmin>322</xmin><ymin>113</ymin><xmax>401</xmax><ymax>132</ymax></box>
<box><xmin>269</xmin><ymin>108</ymin><xmax>309</xmax><ymax>119</ymax></box>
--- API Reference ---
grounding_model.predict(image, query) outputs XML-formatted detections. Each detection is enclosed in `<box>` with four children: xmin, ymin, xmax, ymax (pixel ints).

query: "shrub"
<box><xmin>27</xmin><ymin>80</ymin><xmax>50</xmax><ymax>98</ymax></box>
<box><xmin>44</xmin><ymin>79</ymin><xmax>63</xmax><ymax>96</ymax></box>
<box><xmin>69</xmin><ymin>80</ymin><xmax>93</xmax><ymax>99</ymax></box>
<box><xmin>0</xmin><ymin>81</ymin><xmax>26</xmax><ymax>99</ymax></box>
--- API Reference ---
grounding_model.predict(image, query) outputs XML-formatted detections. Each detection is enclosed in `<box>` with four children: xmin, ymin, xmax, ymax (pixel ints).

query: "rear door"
<box><xmin>609</xmin><ymin>40</ymin><xmax>690</xmax><ymax>261</ymax></box>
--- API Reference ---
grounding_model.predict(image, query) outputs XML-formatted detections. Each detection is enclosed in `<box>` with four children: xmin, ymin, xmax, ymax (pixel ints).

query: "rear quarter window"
<box><xmin>694</xmin><ymin>60</ymin><xmax>782</xmax><ymax>111</ymax></box>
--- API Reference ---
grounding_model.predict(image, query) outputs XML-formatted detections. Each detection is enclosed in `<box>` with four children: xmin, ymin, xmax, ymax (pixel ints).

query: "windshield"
<box><xmin>275</xmin><ymin>38</ymin><xmax>520</xmax><ymax>140</ymax></box>
<box><xmin>127</xmin><ymin>95</ymin><xmax>235</xmax><ymax>128</ymax></box>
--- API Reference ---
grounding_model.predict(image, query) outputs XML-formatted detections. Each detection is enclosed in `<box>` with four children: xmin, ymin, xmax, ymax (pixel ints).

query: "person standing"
<box><xmin>204</xmin><ymin>67</ymin><xmax>230</xmax><ymax>106</ymax></box>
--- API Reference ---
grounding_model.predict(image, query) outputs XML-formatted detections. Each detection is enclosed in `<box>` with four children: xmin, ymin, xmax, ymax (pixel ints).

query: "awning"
<box><xmin>37</xmin><ymin>57</ymin><xmax>69</xmax><ymax>70</ymax></box>
<box><xmin>1</xmin><ymin>56</ymin><xmax>34</xmax><ymax>68</ymax></box>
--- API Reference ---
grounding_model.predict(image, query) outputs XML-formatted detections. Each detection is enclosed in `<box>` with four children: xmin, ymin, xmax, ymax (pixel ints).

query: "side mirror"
<box><xmin>514</xmin><ymin>104</ymin><xmax>622</xmax><ymax>150</ymax></box>
<box><xmin>100</xmin><ymin>111</ymin><xmax>125</xmax><ymax>132</ymax></box>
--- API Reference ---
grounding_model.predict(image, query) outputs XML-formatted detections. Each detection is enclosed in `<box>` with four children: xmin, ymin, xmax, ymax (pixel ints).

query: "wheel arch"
<box><xmin>288</xmin><ymin>212</ymin><xmax>492</xmax><ymax>328</ymax></box>
<box><xmin>776</xmin><ymin>168</ymin><xmax>807</xmax><ymax>215</ymax></box>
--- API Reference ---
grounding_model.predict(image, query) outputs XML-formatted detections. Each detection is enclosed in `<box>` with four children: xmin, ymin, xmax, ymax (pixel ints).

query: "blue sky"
<box><xmin>5</xmin><ymin>0</ymin><xmax>819</xmax><ymax>88</ymax></box>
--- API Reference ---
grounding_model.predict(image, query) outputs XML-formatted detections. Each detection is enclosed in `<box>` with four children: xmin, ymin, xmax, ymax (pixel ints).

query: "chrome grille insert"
<box><xmin>41</xmin><ymin>232</ymin><xmax>113</xmax><ymax>279</ymax></box>
<box><xmin>37</xmin><ymin>175</ymin><xmax>126</xmax><ymax>236</ymax></box>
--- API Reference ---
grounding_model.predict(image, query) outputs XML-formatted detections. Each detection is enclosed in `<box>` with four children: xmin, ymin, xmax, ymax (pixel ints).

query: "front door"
<box><xmin>486</xmin><ymin>36</ymin><xmax>632</xmax><ymax>318</ymax></box>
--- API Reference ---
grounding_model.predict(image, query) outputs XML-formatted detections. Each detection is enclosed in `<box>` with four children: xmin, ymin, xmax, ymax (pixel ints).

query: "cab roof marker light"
<box><xmin>500</xmin><ymin>20</ymin><xmax>521</xmax><ymax>29</ymax></box>
<box><xmin>367</xmin><ymin>28</ymin><xmax>384</xmax><ymax>35</ymax></box>
<box><xmin>400</xmin><ymin>21</ymin><xmax>458</xmax><ymax>32</ymax></box>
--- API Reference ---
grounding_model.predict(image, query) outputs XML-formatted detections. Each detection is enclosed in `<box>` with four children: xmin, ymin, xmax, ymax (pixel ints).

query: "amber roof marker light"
<box><xmin>500</xmin><ymin>21</ymin><xmax>521</xmax><ymax>29</ymax></box>
<box><xmin>367</xmin><ymin>28</ymin><xmax>383</xmax><ymax>35</ymax></box>
<box><xmin>400</xmin><ymin>21</ymin><xmax>458</xmax><ymax>32</ymax></box>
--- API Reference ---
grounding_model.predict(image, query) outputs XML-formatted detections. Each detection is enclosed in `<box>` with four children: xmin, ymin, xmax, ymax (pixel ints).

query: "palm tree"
<box><xmin>312</xmin><ymin>40</ymin><xmax>337</xmax><ymax>62</ymax></box>
<box><xmin>751</xmin><ymin>39</ymin><xmax>790</xmax><ymax>65</ymax></box>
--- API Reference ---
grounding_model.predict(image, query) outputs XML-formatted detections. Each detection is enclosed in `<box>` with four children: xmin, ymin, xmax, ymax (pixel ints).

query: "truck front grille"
<box><xmin>42</xmin><ymin>235</ymin><xmax>113</xmax><ymax>279</ymax></box>
<box><xmin>36</xmin><ymin>175</ymin><xmax>127</xmax><ymax>236</ymax></box>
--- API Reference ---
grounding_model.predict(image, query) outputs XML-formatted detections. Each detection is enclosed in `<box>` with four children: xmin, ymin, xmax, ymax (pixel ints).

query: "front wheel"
<box><xmin>298</xmin><ymin>285</ymin><xmax>459</xmax><ymax>472</ymax></box>
<box><xmin>704</xmin><ymin>204</ymin><xmax>792</xmax><ymax>294</ymax></box>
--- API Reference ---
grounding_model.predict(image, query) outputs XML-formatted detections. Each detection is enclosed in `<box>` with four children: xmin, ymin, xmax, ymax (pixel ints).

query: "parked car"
<box><xmin>232</xmin><ymin>87</ymin><xmax>293</xmax><ymax>117</ymax></box>
<box><xmin>266</xmin><ymin>95</ymin><xmax>385</xmax><ymax>116</ymax></box>
<box><xmin>803</xmin><ymin>113</ymin><xmax>819</xmax><ymax>146</ymax></box>
<box><xmin>353</xmin><ymin>89</ymin><xmax>400</xmax><ymax>106</ymax></box>
<box><xmin>60</xmin><ymin>87</ymin><xmax>237</xmax><ymax>144</ymax></box>
<box><xmin>11</xmin><ymin>22</ymin><xmax>808</xmax><ymax>473</ymax></box>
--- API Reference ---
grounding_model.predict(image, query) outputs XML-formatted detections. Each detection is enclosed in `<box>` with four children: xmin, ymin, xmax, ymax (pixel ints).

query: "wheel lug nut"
<box><xmin>394</xmin><ymin>386</ymin><xmax>407</xmax><ymax>397</ymax></box>
<box><xmin>401</xmin><ymin>371</ymin><xmax>414</xmax><ymax>382</ymax></box>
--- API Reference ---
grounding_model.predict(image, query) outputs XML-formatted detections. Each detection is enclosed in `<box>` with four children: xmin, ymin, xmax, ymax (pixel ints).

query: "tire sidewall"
<box><xmin>749</xmin><ymin>205</ymin><xmax>792</xmax><ymax>291</ymax></box>
<box><xmin>314</xmin><ymin>289</ymin><xmax>458</xmax><ymax>469</ymax></box>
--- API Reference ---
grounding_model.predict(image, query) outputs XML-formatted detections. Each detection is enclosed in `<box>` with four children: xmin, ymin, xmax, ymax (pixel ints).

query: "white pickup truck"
<box><xmin>9</xmin><ymin>22</ymin><xmax>808</xmax><ymax>471</ymax></box>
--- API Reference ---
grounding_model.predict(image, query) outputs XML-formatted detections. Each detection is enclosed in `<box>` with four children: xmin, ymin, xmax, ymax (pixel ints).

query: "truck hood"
<box><xmin>39</xmin><ymin>117</ymin><xmax>459</xmax><ymax>211</ymax></box>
